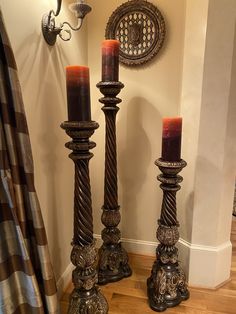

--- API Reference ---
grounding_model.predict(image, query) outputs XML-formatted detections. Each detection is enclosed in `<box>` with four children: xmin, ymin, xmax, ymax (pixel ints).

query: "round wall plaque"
<box><xmin>105</xmin><ymin>0</ymin><xmax>166</xmax><ymax>66</ymax></box>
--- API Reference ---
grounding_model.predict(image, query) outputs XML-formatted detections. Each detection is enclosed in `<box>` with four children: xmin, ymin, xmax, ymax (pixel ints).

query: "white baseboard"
<box><xmin>94</xmin><ymin>234</ymin><xmax>157</xmax><ymax>256</ymax></box>
<box><xmin>56</xmin><ymin>236</ymin><xmax>232</xmax><ymax>295</ymax></box>
<box><xmin>178</xmin><ymin>238</ymin><xmax>232</xmax><ymax>288</ymax></box>
<box><xmin>57</xmin><ymin>262</ymin><xmax>74</xmax><ymax>299</ymax></box>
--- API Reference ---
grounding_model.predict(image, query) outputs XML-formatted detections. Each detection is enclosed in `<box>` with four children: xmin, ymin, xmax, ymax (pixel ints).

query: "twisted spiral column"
<box><xmin>147</xmin><ymin>159</ymin><xmax>189</xmax><ymax>312</ymax></box>
<box><xmin>61</xmin><ymin>121</ymin><xmax>108</xmax><ymax>314</ymax></box>
<box><xmin>96</xmin><ymin>81</ymin><xmax>132</xmax><ymax>285</ymax></box>
<box><xmin>74</xmin><ymin>158</ymin><xmax>93</xmax><ymax>246</ymax></box>
<box><xmin>103</xmin><ymin>108</ymin><xmax>118</xmax><ymax>209</ymax></box>
<box><xmin>160</xmin><ymin>189</ymin><xmax>178</xmax><ymax>226</ymax></box>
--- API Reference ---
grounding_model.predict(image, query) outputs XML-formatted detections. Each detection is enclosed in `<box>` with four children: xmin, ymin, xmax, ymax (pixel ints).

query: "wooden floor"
<box><xmin>61</xmin><ymin>218</ymin><xmax>236</xmax><ymax>313</ymax></box>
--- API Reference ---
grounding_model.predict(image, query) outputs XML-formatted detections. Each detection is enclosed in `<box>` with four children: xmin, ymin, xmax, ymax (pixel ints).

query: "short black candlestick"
<box><xmin>96</xmin><ymin>81</ymin><xmax>132</xmax><ymax>285</ymax></box>
<box><xmin>61</xmin><ymin>121</ymin><xmax>108</xmax><ymax>314</ymax></box>
<box><xmin>147</xmin><ymin>158</ymin><xmax>189</xmax><ymax>312</ymax></box>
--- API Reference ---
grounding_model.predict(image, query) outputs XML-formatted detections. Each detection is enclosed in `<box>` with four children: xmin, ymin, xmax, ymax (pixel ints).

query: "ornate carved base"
<box><xmin>68</xmin><ymin>240</ymin><xmax>108</xmax><ymax>313</ymax></box>
<box><xmin>98</xmin><ymin>243</ymin><xmax>132</xmax><ymax>285</ymax></box>
<box><xmin>147</xmin><ymin>258</ymin><xmax>189</xmax><ymax>312</ymax></box>
<box><xmin>147</xmin><ymin>224</ymin><xmax>189</xmax><ymax>313</ymax></box>
<box><xmin>68</xmin><ymin>287</ymin><xmax>108</xmax><ymax>314</ymax></box>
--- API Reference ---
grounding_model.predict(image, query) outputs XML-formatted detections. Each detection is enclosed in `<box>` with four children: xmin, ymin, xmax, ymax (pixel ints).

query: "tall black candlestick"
<box><xmin>96</xmin><ymin>80</ymin><xmax>132</xmax><ymax>285</ymax></box>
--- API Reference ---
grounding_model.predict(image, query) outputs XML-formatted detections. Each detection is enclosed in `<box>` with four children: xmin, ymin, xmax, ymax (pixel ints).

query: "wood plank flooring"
<box><xmin>61</xmin><ymin>218</ymin><xmax>236</xmax><ymax>313</ymax></box>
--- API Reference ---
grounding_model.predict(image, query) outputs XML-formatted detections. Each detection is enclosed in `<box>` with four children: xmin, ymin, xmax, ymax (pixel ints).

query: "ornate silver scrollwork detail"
<box><xmin>69</xmin><ymin>289</ymin><xmax>108</xmax><ymax>314</ymax></box>
<box><xmin>157</xmin><ymin>224</ymin><xmax>179</xmax><ymax>246</ymax></box>
<box><xmin>71</xmin><ymin>241</ymin><xmax>97</xmax><ymax>268</ymax></box>
<box><xmin>99</xmin><ymin>244</ymin><xmax>129</xmax><ymax>273</ymax></box>
<box><xmin>101</xmin><ymin>208</ymin><xmax>121</xmax><ymax>227</ymax></box>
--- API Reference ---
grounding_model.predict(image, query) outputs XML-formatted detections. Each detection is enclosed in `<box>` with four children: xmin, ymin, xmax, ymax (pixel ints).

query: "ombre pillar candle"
<box><xmin>66</xmin><ymin>65</ymin><xmax>91</xmax><ymax>121</ymax></box>
<box><xmin>102</xmin><ymin>39</ymin><xmax>120</xmax><ymax>82</ymax></box>
<box><xmin>161</xmin><ymin>117</ymin><xmax>182</xmax><ymax>162</ymax></box>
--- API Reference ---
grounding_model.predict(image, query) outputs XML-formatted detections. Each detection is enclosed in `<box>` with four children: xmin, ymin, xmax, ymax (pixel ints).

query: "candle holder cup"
<box><xmin>61</xmin><ymin>121</ymin><xmax>108</xmax><ymax>314</ymax></box>
<box><xmin>147</xmin><ymin>158</ymin><xmax>189</xmax><ymax>312</ymax></box>
<box><xmin>96</xmin><ymin>81</ymin><xmax>132</xmax><ymax>285</ymax></box>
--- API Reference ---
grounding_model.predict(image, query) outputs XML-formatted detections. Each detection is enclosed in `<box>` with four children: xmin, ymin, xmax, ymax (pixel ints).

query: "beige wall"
<box><xmin>87</xmin><ymin>0</ymin><xmax>187</xmax><ymax>244</ymax></box>
<box><xmin>0</xmin><ymin>0</ymin><xmax>88</xmax><ymax>286</ymax></box>
<box><xmin>178</xmin><ymin>0</ymin><xmax>209</xmax><ymax>244</ymax></box>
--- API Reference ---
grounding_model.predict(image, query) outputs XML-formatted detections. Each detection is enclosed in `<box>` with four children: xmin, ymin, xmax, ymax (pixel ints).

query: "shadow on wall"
<box><xmin>15</xmin><ymin>31</ymin><xmax>70</xmax><ymax>98</ymax></box>
<box><xmin>228</xmin><ymin>22</ymin><xmax>236</xmax><ymax>217</ymax></box>
<box><xmin>35</xmin><ymin>41</ymin><xmax>73</xmax><ymax>279</ymax></box>
<box><xmin>15</xmin><ymin>33</ymin><xmax>73</xmax><ymax>279</ymax></box>
<box><xmin>182</xmin><ymin>190</ymin><xmax>194</xmax><ymax>242</ymax></box>
<box><xmin>191</xmin><ymin>155</ymin><xmax>225</xmax><ymax>245</ymax></box>
<box><xmin>118</xmin><ymin>97</ymin><xmax>162</xmax><ymax>239</ymax></box>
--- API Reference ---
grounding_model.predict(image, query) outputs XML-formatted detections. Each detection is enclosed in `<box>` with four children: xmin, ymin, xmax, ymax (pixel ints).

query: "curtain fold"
<box><xmin>0</xmin><ymin>10</ymin><xmax>59</xmax><ymax>313</ymax></box>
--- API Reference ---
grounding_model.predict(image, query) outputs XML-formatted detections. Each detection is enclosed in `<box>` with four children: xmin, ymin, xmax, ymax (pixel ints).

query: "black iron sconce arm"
<box><xmin>42</xmin><ymin>0</ymin><xmax>91</xmax><ymax>46</ymax></box>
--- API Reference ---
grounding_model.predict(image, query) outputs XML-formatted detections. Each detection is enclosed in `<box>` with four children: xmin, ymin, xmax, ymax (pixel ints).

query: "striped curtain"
<box><xmin>0</xmin><ymin>10</ymin><xmax>59</xmax><ymax>313</ymax></box>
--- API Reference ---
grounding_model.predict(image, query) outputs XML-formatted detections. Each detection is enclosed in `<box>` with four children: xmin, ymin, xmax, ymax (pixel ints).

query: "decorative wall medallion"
<box><xmin>105</xmin><ymin>0</ymin><xmax>166</xmax><ymax>66</ymax></box>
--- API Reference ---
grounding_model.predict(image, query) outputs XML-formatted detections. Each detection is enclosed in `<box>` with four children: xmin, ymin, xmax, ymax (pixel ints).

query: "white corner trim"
<box><xmin>121</xmin><ymin>237</ymin><xmax>157</xmax><ymax>256</ymax></box>
<box><xmin>56</xmin><ymin>236</ymin><xmax>233</xmax><ymax>296</ymax></box>
<box><xmin>179</xmin><ymin>237</ymin><xmax>232</xmax><ymax>252</ymax></box>
<box><xmin>57</xmin><ymin>262</ymin><xmax>74</xmax><ymax>299</ymax></box>
<box><xmin>94</xmin><ymin>234</ymin><xmax>157</xmax><ymax>256</ymax></box>
<box><xmin>178</xmin><ymin>238</ymin><xmax>232</xmax><ymax>288</ymax></box>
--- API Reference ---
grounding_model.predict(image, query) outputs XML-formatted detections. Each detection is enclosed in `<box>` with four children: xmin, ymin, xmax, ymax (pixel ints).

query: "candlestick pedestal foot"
<box><xmin>68</xmin><ymin>288</ymin><xmax>108</xmax><ymax>314</ymax></box>
<box><xmin>68</xmin><ymin>241</ymin><xmax>108</xmax><ymax>314</ymax></box>
<box><xmin>68</xmin><ymin>241</ymin><xmax>108</xmax><ymax>313</ymax></box>
<box><xmin>147</xmin><ymin>159</ymin><xmax>189</xmax><ymax>312</ymax></box>
<box><xmin>97</xmin><ymin>206</ymin><xmax>132</xmax><ymax>285</ymax></box>
<box><xmin>98</xmin><ymin>243</ymin><xmax>132</xmax><ymax>285</ymax></box>
<box><xmin>147</xmin><ymin>243</ymin><xmax>189</xmax><ymax>312</ymax></box>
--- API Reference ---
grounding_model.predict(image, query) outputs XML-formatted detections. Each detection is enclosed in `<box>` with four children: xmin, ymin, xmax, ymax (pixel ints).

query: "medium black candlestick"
<box><xmin>61</xmin><ymin>121</ymin><xmax>108</xmax><ymax>314</ymax></box>
<box><xmin>147</xmin><ymin>158</ymin><xmax>189</xmax><ymax>312</ymax></box>
<box><xmin>96</xmin><ymin>81</ymin><xmax>132</xmax><ymax>285</ymax></box>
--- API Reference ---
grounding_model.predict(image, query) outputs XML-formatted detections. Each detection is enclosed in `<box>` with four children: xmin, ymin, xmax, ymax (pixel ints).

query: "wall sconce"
<box><xmin>42</xmin><ymin>0</ymin><xmax>91</xmax><ymax>46</ymax></box>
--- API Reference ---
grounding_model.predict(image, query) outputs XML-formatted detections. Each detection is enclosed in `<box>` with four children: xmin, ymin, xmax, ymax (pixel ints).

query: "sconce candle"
<box><xmin>102</xmin><ymin>39</ymin><xmax>120</xmax><ymax>82</ymax></box>
<box><xmin>66</xmin><ymin>65</ymin><xmax>91</xmax><ymax>121</ymax></box>
<box><xmin>161</xmin><ymin>117</ymin><xmax>182</xmax><ymax>162</ymax></box>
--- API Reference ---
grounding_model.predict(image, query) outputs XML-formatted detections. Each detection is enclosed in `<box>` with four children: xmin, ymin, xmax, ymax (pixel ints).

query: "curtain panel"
<box><xmin>0</xmin><ymin>10</ymin><xmax>59</xmax><ymax>313</ymax></box>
